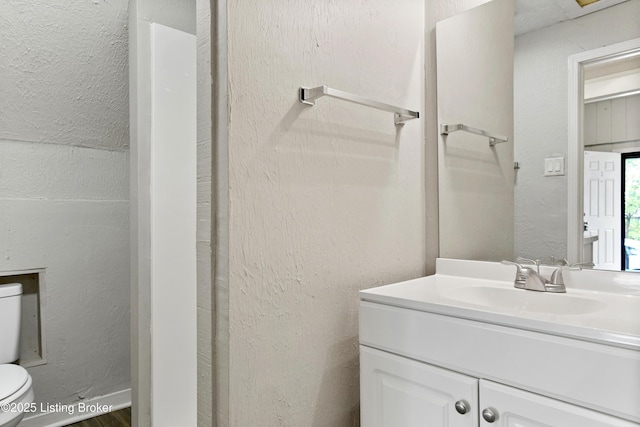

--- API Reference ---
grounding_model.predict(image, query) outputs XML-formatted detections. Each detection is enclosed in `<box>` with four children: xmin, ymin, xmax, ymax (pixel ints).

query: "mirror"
<box><xmin>513</xmin><ymin>0</ymin><xmax>640</xmax><ymax>270</ymax></box>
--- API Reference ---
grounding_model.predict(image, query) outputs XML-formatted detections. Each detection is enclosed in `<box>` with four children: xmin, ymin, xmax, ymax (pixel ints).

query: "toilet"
<box><xmin>0</xmin><ymin>283</ymin><xmax>35</xmax><ymax>427</ymax></box>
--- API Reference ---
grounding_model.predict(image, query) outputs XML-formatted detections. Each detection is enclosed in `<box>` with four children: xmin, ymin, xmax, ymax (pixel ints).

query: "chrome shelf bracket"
<box><xmin>440</xmin><ymin>123</ymin><xmax>509</xmax><ymax>146</ymax></box>
<box><xmin>299</xmin><ymin>85</ymin><xmax>419</xmax><ymax>126</ymax></box>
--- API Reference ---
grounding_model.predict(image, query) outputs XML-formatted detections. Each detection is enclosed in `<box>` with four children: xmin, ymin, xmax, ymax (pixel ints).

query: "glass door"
<box><xmin>622</xmin><ymin>152</ymin><xmax>640</xmax><ymax>271</ymax></box>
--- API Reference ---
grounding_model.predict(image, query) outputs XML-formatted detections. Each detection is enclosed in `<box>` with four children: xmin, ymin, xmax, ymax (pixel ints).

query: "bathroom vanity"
<box><xmin>359</xmin><ymin>259</ymin><xmax>640</xmax><ymax>426</ymax></box>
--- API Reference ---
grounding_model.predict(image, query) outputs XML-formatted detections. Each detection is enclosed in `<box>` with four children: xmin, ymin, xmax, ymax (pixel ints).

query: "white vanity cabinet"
<box><xmin>361</xmin><ymin>345</ymin><xmax>636</xmax><ymax>427</ymax></box>
<box><xmin>479</xmin><ymin>380</ymin><xmax>638</xmax><ymax>427</ymax></box>
<box><xmin>360</xmin><ymin>345</ymin><xmax>478</xmax><ymax>427</ymax></box>
<box><xmin>359</xmin><ymin>258</ymin><xmax>640</xmax><ymax>427</ymax></box>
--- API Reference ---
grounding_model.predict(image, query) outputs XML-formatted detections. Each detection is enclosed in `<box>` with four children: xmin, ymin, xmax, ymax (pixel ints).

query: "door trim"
<box><xmin>567</xmin><ymin>38</ymin><xmax>640</xmax><ymax>263</ymax></box>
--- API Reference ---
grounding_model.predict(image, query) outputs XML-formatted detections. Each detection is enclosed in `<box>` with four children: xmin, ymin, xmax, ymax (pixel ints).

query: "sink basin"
<box><xmin>360</xmin><ymin>258</ymin><xmax>640</xmax><ymax>350</ymax></box>
<box><xmin>442</xmin><ymin>285</ymin><xmax>607</xmax><ymax>315</ymax></box>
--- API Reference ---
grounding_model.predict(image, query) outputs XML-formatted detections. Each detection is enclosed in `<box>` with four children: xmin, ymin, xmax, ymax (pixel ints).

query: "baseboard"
<box><xmin>19</xmin><ymin>388</ymin><xmax>131</xmax><ymax>427</ymax></box>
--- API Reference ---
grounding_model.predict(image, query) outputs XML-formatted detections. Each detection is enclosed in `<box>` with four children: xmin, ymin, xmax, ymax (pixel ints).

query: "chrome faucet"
<box><xmin>516</xmin><ymin>257</ymin><xmax>541</xmax><ymax>272</ymax></box>
<box><xmin>546</xmin><ymin>267</ymin><xmax>570</xmax><ymax>293</ymax></box>
<box><xmin>501</xmin><ymin>260</ymin><xmax>545</xmax><ymax>290</ymax></box>
<box><xmin>500</xmin><ymin>260</ymin><xmax>527</xmax><ymax>287</ymax></box>
<box><xmin>547</xmin><ymin>264</ymin><xmax>586</xmax><ymax>293</ymax></box>
<box><xmin>501</xmin><ymin>260</ymin><xmax>567</xmax><ymax>293</ymax></box>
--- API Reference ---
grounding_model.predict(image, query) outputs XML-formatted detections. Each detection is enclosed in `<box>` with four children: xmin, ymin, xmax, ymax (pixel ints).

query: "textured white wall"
<box><xmin>196</xmin><ymin>2</ymin><xmax>213</xmax><ymax>427</ymax></box>
<box><xmin>514</xmin><ymin>0</ymin><xmax>640</xmax><ymax>260</ymax></box>
<box><xmin>0</xmin><ymin>0</ymin><xmax>130</xmax><ymax>417</ymax></box>
<box><xmin>0</xmin><ymin>142</ymin><xmax>130</xmax><ymax>412</ymax></box>
<box><xmin>226</xmin><ymin>0</ymin><xmax>426</xmax><ymax>424</ymax></box>
<box><xmin>0</xmin><ymin>1</ymin><xmax>129</xmax><ymax>151</ymax></box>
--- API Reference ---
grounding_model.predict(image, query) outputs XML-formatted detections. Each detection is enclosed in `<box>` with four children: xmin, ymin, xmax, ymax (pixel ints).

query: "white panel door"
<box><xmin>479</xmin><ymin>380</ymin><xmax>638</xmax><ymax>427</ymax></box>
<box><xmin>584</xmin><ymin>151</ymin><xmax>621</xmax><ymax>270</ymax></box>
<box><xmin>360</xmin><ymin>346</ymin><xmax>477</xmax><ymax>427</ymax></box>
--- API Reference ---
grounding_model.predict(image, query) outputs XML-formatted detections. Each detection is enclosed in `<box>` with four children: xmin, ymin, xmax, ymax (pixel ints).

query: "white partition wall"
<box><xmin>130</xmin><ymin>5</ymin><xmax>198</xmax><ymax>423</ymax></box>
<box><xmin>149</xmin><ymin>23</ymin><xmax>197</xmax><ymax>426</ymax></box>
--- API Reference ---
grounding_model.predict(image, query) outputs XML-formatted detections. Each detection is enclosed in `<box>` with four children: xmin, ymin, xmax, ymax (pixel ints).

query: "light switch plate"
<box><xmin>544</xmin><ymin>157</ymin><xmax>565</xmax><ymax>176</ymax></box>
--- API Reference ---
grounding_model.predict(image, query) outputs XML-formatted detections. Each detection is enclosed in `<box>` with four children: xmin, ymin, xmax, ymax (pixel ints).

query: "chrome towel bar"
<box><xmin>440</xmin><ymin>123</ymin><xmax>509</xmax><ymax>146</ymax></box>
<box><xmin>299</xmin><ymin>85</ymin><xmax>419</xmax><ymax>125</ymax></box>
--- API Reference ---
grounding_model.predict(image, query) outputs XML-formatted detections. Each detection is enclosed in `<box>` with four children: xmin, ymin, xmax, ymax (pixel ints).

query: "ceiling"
<box><xmin>514</xmin><ymin>0</ymin><xmax>629</xmax><ymax>35</ymax></box>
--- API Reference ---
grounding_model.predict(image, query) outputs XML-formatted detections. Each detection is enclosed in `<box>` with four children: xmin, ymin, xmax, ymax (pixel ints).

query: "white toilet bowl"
<box><xmin>0</xmin><ymin>364</ymin><xmax>35</xmax><ymax>427</ymax></box>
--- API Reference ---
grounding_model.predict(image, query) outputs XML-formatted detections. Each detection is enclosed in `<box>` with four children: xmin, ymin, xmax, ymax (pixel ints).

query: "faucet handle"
<box><xmin>501</xmin><ymin>260</ymin><xmax>524</xmax><ymax>268</ymax></box>
<box><xmin>517</xmin><ymin>256</ymin><xmax>537</xmax><ymax>264</ymax></box>
<box><xmin>502</xmin><ymin>260</ymin><xmax>536</xmax><ymax>288</ymax></box>
<box><xmin>570</xmin><ymin>262</ymin><xmax>594</xmax><ymax>269</ymax></box>
<box><xmin>502</xmin><ymin>259</ymin><xmax>523</xmax><ymax>273</ymax></box>
<box><xmin>516</xmin><ymin>257</ymin><xmax>540</xmax><ymax>273</ymax></box>
<box><xmin>549</xmin><ymin>266</ymin><xmax>581</xmax><ymax>286</ymax></box>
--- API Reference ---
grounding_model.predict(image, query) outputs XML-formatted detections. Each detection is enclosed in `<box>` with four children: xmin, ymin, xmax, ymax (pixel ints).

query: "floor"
<box><xmin>64</xmin><ymin>407</ymin><xmax>131</xmax><ymax>427</ymax></box>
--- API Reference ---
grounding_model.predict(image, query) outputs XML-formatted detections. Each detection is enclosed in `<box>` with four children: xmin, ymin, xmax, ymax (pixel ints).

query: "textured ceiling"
<box><xmin>515</xmin><ymin>0</ymin><xmax>629</xmax><ymax>35</ymax></box>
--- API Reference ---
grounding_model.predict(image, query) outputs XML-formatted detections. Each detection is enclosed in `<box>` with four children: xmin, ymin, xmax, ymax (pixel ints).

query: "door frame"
<box><xmin>567</xmin><ymin>38</ymin><xmax>640</xmax><ymax>264</ymax></box>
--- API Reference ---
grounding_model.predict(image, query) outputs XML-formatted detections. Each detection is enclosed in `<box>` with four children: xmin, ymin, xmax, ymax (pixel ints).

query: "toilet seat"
<box><xmin>0</xmin><ymin>364</ymin><xmax>34</xmax><ymax>427</ymax></box>
<box><xmin>0</xmin><ymin>364</ymin><xmax>28</xmax><ymax>401</ymax></box>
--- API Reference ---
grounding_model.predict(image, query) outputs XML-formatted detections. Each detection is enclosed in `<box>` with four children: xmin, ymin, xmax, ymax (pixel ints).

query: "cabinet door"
<box><xmin>479</xmin><ymin>380</ymin><xmax>639</xmax><ymax>427</ymax></box>
<box><xmin>360</xmin><ymin>346</ymin><xmax>478</xmax><ymax>427</ymax></box>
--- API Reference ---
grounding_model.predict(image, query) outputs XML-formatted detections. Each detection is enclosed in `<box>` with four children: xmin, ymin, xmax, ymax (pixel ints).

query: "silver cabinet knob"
<box><xmin>482</xmin><ymin>408</ymin><xmax>498</xmax><ymax>423</ymax></box>
<box><xmin>454</xmin><ymin>400</ymin><xmax>469</xmax><ymax>415</ymax></box>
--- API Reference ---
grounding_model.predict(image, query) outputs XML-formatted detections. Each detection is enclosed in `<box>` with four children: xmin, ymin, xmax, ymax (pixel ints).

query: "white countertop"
<box><xmin>360</xmin><ymin>259</ymin><xmax>640</xmax><ymax>350</ymax></box>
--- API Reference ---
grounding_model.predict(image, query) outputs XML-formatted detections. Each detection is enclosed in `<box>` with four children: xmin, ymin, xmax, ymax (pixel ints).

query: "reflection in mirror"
<box><xmin>513</xmin><ymin>0</ymin><xmax>640</xmax><ymax>270</ymax></box>
<box><xmin>583</xmin><ymin>54</ymin><xmax>640</xmax><ymax>271</ymax></box>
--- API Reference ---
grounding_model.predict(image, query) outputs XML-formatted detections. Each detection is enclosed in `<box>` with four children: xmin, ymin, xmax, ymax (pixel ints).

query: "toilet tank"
<box><xmin>0</xmin><ymin>283</ymin><xmax>23</xmax><ymax>364</ymax></box>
